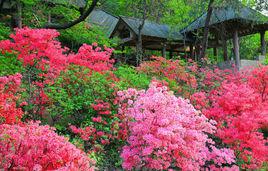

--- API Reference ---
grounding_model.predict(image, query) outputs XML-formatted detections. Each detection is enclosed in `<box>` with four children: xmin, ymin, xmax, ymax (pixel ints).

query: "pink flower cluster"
<box><xmin>0</xmin><ymin>122</ymin><xmax>96</xmax><ymax>170</ymax></box>
<box><xmin>118</xmin><ymin>81</ymin><xmax>236</xmax><ymax>170</ymax></box>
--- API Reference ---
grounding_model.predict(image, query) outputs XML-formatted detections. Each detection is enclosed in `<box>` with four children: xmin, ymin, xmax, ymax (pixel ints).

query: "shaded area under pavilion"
<box><xmin>181</xmin><ymin>4</ymin><xmax>268</xmax><ymax>68</ymax></box>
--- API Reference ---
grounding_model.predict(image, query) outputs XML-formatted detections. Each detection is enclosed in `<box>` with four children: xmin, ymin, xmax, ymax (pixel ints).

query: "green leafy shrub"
<box><xmin>0</xmin><ymin>23</ymin><xmax>11</xmax><ymax>40</ymax></box>
<box><xmin>59</xmin><ymin>23</ymin><xmax>118</xmax><ymax>50</ymax></box>
<box><xmin>46</xmin><ymin>65</ymin><xmax>123</xmax><ymax>169</ymax></box>
<box><xmin>114</xmin><ymin>65</ymin><xmax>151</xmax><ymax>90</ymax></box>
<box><xmin>46</xmin><ymin>65</ymin><xmax>115</xmax><ymax>130</ymax></box>
<box><xmin>0</xmin><ymin>53</ymin><xmax>24</xmax><ymax>76</ymax></box>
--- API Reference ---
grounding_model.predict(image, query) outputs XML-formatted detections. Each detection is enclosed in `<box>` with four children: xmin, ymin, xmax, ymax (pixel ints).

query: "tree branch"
<box><xmin>43</xmin><ymin>0</ymin><xmax>98</xmax><ymax>30</ymax></box>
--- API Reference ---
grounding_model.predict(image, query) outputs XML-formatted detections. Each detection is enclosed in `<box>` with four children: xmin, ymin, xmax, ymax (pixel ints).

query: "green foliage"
<box><xmin>18</xmin><ymin>0</ymin><xmax>117</xmax><ymax>50</ymax></box>
<box><xmin>59</xmin><ymin>23</ymin><xmax>118</xmax><ymax>50</ymax></box>
<box><xmin>114</xmin><ymin>65</ymin><xmax>151</xmax><ymax>90</ymax></box>
<box><xmin>46</xmin><ymin>65</ymin><xmax>115</xmax><ymax>130</ymax></box>
<box><xmin>0</xmin><ymin>23</ymin><xmax>11</xmax><ymax>40</ymax></box>
<box><xmin>0</xmin><ymin>53</ymin><xmax>24</xmax><ymax>76</ymax></box>
<box><xmin>240</xmin><ymin>34</ymin><xmax>261</xmax><ymax>60</ymax></box>
<box><xmin>46</xmin><ymin>65</ymin><xmax>124</xmax><ymax>169</ymax></box>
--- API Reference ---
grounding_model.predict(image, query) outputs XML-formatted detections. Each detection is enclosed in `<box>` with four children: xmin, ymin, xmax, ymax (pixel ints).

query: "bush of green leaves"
<box><xmin>114</xmin><ymin>65</ymin><xmax>151</xmax><ymax>90</ymax></box>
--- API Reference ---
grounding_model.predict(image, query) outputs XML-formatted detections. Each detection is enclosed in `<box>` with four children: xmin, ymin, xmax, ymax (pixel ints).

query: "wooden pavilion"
<box><xmin>181</xmin><ymin>4</ymin><xmax>268</xmax><ymax>68</ymax></box>
<box><xmin>110</xmin><ymin>16</ymin><xmax>192</xmax><ymax>58</ymax></box>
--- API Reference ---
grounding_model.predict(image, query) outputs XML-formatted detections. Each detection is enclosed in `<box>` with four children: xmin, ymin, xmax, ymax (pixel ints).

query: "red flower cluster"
<box><xmin>0</xmin><ymin>122</ymin><xmax>95</xmax><ymax>170</ymax></box>
<box><xmin>0</xmin><ymin>74</ymin><xmax>24</xmax><ymax>124</ymax></box>
<box><xmin>69</xmin><ymin>43</ymin><xmax>114</xmax><ymax>72</ymax></box>
<box><xmin>0</xmin><ymin>28</ymin><xmax>115</xmax><ymax>116</ymax></box>
<box><xmin>192</xmin><ymin>66</ymin><xmax>268</xmax><ymax>169</ymax></box>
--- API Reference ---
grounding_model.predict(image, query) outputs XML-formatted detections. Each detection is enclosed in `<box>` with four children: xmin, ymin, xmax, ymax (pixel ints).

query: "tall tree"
<box><xmin>123</xmin><ymin>0</ymin><xmax>166</xmax><ymax>65</ymax></box>
<box><xmin>199</xmin><ymin>0</ymin><xmax>214</xmax><ymax>60</ymax></box>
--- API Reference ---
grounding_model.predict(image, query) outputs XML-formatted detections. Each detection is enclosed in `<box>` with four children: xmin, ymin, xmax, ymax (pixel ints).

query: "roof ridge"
<box><xmin>119</xmin><ymin>15</ymin><xmax>169</xmax><ymax>27</ymax></box>
<box><xmin>94</xmin><ymin>8</ymin><xmax>119</xmax><ymax>19</ymax></box>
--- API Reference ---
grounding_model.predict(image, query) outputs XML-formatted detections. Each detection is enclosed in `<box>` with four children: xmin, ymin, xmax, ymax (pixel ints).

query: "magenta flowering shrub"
<box><xmin>118</xmin><ymin>81</ymin><xmax>237</xmax><ymax>170</ymax></box>
<box><xmin>0</xmin><ymin>122</ymin><xmax>95</xmax><ymax>170</ymax></box>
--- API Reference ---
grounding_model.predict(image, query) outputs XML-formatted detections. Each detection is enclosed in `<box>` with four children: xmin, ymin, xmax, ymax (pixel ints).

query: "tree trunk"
<box><xmin>136</xmin><ymin>23</ymin><xmax>145</xmax><ymax>66</ymax></box>
<box><xmin>199</xmin><ymin>0</ymin><xmax>214</xmax><ymax>60</ymax></box>
<box><xmin>136</xmin><ymin>0</ymin><xmax>147</xmax><ymax>66</ymax></box>
<box><xmin>17</xmin><ymin>1</ymin><xmax>22</xmax><ymax>28</ymax></box>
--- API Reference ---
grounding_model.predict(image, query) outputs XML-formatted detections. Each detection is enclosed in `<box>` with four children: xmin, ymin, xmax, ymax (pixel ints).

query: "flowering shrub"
<box><xmin>0</xmin><ymin>122</ymin><xmax>95</xmax><ymax>170</ymax></box>
<box><xmin>118</xmin><ymin>81</ymin><xmax>236</xmax><ymax>170</ymax></box>
<box><xmin>191</xmin><ymin>66</ymin><xmax>268</xmax><ymax>169</ymax></box>
<box><xmin>0</xmin><ymin>74</ymin><xmax>24</xmax><ymax>124</ymax></box>
<box><xmin>0</xmin><ymin>28</ymin><xmax>115</xmax><ymax>118</ymax></box>
<box><xmin>138</xmin><ymin>57</ymin><xmax>197</xmax><ymax>97</ymax></box>
<box><xmin>69</xmin><ymin>43</ymin><xmax>114</xmax><ymax>72</ymax></box>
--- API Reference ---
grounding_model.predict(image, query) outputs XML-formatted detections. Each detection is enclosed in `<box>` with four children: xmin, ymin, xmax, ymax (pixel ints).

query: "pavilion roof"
<box><xmin>181</xmin><ymin>4</ymin><xmax>268</xmax><ymax>34</ymax></box>
<box><xmin>119</xmin><ymin>16</ymin><xmax>183</xmax><ymax>41</ymax></box>
<box><xmin>87</xmin><ymin>9</ymin><xmax>119</xmax><ymax>37</ymax></box>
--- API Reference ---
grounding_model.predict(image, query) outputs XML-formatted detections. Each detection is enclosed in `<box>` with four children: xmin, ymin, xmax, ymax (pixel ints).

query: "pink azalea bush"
<box><xmin>118</xmin><ymin>81</ymin><xmax>237</xmax><ymax>170</ymax></box>
<box><xmin>0</xmin><ymin>122</ymin><xmax>95</xmax><ymax>170</ymax></box>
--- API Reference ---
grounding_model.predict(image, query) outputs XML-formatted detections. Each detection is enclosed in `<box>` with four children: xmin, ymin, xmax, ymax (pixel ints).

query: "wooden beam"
<box><xmin>233</xmin><ymin>30</ymin><xmax>240</xmax><ymax>69</ymax></box>
<box><xmin>261</xmin><ymin>31</ymin><xmax>266</xmax><ymax>56</ymax></box>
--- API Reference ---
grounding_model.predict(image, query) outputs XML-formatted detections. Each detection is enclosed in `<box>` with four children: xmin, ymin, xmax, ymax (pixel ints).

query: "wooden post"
<box><xmin>169</xmin><ymin>50</ymin><xmax>173</xmax><ymax>59</ymax></box>
<box><xmin>233</xmin><ymin>30</ymin><xmax>240</xmax><ymax>69</ymax></box>
<box><xmin>221</xmin><ymin>36</ymin><xmax>228</xmax><ymax>61</ymax></box>
<box><xmin>162</xmin><ymin>43</ymin><xmax>167</xmax><ymax>58</ymax></box>
<box><xmin>213</xmin><ymin>47</ymin><xmax>217</xmax><ymax>57</ymax></box>
<box><xmin>261</xmin><ymin>31</ymin><xmax>266</xmax><ymax>56</ymax></box>
<box><xmin>195</xmin><ymin>45</ymin><xmax>200</xmax><ymax>61</ymax></box>
<box><xmin>121</xmin><ymin>46</ymin><xmax>125</xmax><ymax>59</ymax></box>
<box><xmin>190</xmin><ymin>45</ymin><xmax>194</xmax><ymax>59</ymax></box>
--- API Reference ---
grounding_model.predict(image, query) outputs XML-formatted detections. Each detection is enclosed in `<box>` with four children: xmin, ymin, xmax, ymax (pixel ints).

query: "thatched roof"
<box><xmin>181</xmin><ymin>4</ymin><xmax>268</xmax><ymax>34</ymax></box>
<box><xmin>87</xmin><ymin>9</ymin><xmax>119</xmax><ymax>37</ymax></box>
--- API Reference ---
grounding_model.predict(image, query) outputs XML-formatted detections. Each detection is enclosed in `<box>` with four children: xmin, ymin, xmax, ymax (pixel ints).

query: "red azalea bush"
<box><xmin>0</xmin><ymin>73</ymin><xmax>24</xmax><ymax>124</ymax></box>
<box><xmin>0</xmin><ymin>28</ymin><xmax>115</xmax><ymax>117</ymax></box>
<box><xmin>69</xmin><ymin>43</ymin><xmax>114</xmax><ymax>72</ymax></box>
<box><xmin>118</xmin><ymin>81</ymin><xmax>237</xmax><ymax>170</ymax></box>
<box><xmin>0</xmin><ymin>122</ymin><xmax>95</xmax><ymax>170</ymax></box>
<box><xmin>191</xmin><ymin>66</ymin><xmax>268</xmax><ymax>169</ymax></box>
